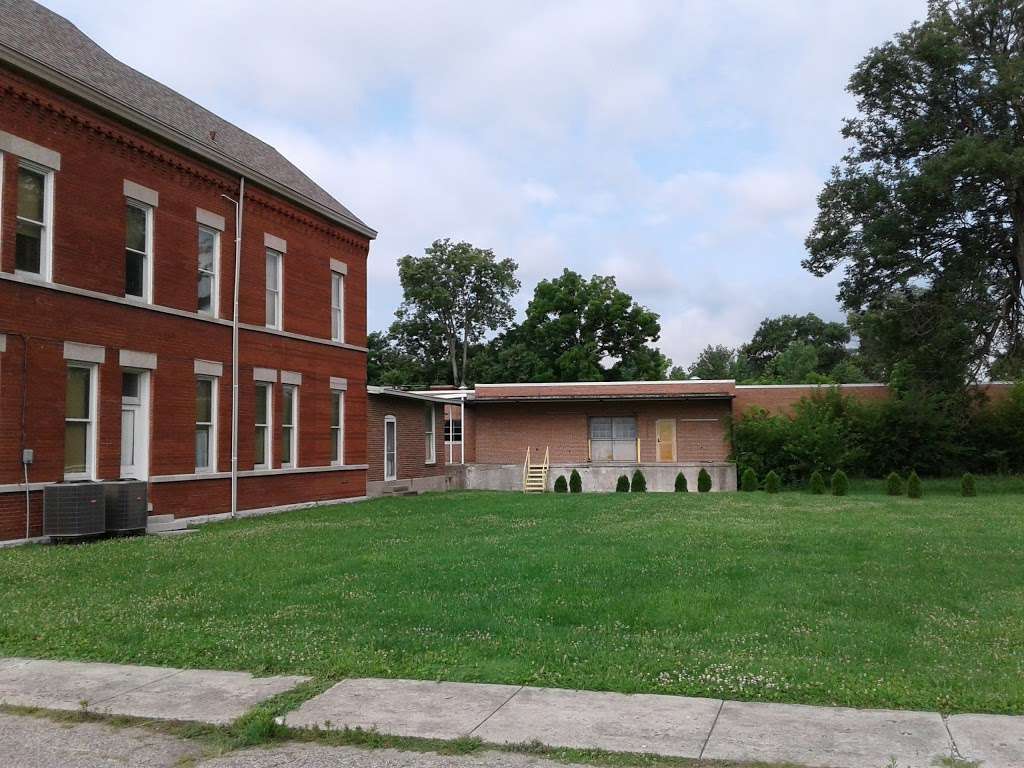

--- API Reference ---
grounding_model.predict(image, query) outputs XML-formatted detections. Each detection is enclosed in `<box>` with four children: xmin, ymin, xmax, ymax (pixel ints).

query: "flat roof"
<box><xmin>367</xmin><ymin>386</ymin><xmax>449</xmax><ymax>404</ymax></box>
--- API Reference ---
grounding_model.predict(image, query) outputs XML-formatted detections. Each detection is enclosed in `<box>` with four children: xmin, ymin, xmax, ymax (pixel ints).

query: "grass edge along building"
<box><xmin>0</xmin><ymin>0</ymin><xmax>374</xmax><ymax>543</ymax></box>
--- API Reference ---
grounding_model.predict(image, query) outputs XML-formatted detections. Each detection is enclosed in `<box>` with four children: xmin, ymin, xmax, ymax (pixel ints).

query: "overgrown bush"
<box><xmin>831</xmin><ymin>469</ymin><xmax>849</xmax><ymax>496</ymax></box>
<box><xmin>569</xmin><ymin>469</ymin><xmax>582</xmax><ymax>493</ymax></box>
<box><xmin>808</xmin><ymin>470</ymin><xmax>826</xmax><ymax>494</ymax></box>
<box><xmin>697</xmin><ymin>468</ymin><xmax>712</xmax><ymax>492</ymax></box>
<box><xmin>740</xmin><ymin>468</ymin><xmax>758</xmax><ymax>492</ymax></box>
<box><xmin>630</xmin><ymin>469</ymin><xmax>647</xmax><ymax>493</ymax></box>
<box><xmin>616</xmin><ymin>475</ymin><xmax>630</xmax><ymax>492</ymax></box>
<box><xmin>961</xmin><ymin>472</ymin><xmax>976</xmax><ymax>497</ymax></box>
<box><xmin>764</xmin><ymin>470</ymin><xmax>781</xmax><ymax>493</ymax></box>
<box><xmin>885</xmin><ymin>472</ymin><xmax>904</xmax><ymax>496</ymax></box>
<box><xmin>907</xmin><ymin>470</ymin><xmax>922</xmax><ymax>498</ymax></box>
<box><xmin>674</xmin><ymin>472</ymin><xmax>687</xmax><ymax>492</ymax></box>
<box><xmin>554</xmin><ymin>475</ymin><xmax>568</xmax><ymax>493</ymax></box>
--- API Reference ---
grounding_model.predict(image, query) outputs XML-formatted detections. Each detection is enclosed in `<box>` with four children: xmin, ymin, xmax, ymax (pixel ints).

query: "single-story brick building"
<box><xmin>421</xmin><ymin>380</ymin><xmax>1016</xmax><ymax>493</ymax></box>
<box><xmin>366</xmin><ymin>387</ymin><xmax>449</xmax><ymax>497</ymax></box>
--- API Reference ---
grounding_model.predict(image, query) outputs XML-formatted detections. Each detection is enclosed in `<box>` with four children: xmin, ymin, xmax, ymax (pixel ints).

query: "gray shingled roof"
<box><xmin>0</xmin><ymin>0</ymin><xmax>374</xmax><ymax>237</ymax></box>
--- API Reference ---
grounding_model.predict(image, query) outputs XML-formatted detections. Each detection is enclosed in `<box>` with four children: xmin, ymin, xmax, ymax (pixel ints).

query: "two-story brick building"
<box><xmin>0</xmin><ymin>0</ymin><xmax>373</xmax><ymax>542</ymax></box>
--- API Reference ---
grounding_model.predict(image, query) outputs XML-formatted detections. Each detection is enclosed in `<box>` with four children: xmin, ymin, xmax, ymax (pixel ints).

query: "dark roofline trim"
<box><xmin>0</xmin><ymin>44</ymin><xmax>377</xmax><ymax>240</ymax></box>
<box><xmin>472</xmin><ymin>393</ymin><xmax>735</xmax><ymax>403</ymax></box>
<box><xmin>367</xmin><ymin>386</ymin><xmax>449</xmax><ymax>404</ymax></box>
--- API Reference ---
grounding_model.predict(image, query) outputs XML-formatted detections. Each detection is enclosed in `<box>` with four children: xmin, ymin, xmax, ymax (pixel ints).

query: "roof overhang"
<box><xmin>368</xmin><ymin>386</ymin><xmax>449</xmax><ymax>404</ymax></box>
<box><xmin>472</xmin><ymin>393</ymin><xmax>735</xmax><ymax>404</ymax></box>
<box><xmin>0</xmin><ymin>45</ymin><xmax>377</xmax><ymax>240</ymax></box>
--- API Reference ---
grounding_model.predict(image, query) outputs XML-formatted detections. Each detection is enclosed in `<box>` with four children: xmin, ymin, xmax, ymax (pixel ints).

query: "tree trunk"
<box><xmin>460</xmin><ymin>318</ymin><xmax>470</xmax><ymax>388</ymax></box>
<box><xmin>448</xmin><ymin>333</ymin><xmax>459</xmax><ymax>387</ymax></box>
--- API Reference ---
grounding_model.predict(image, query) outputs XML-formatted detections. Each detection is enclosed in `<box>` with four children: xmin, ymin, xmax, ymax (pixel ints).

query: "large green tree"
<box><xmin>740</xmin><ymin>313</ymin><xmax>853</xmax><ymax>378</ymax></box>
<box><xmin>805</xmin><ymin>0</ymin><xmax>1024</xmax><ymax>382</ymax></box>
<box><xmin>476</xmin><ymin>269</ymin><xmax>669</xmax><ymax>382</ymax></box>
<box><xmin>392</xmin><ymin>239</ymin><xmax>519</xmax><ymax>387</ymax></box>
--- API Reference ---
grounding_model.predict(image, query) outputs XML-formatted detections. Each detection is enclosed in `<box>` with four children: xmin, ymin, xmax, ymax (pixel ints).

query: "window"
<box><xmin>197</xmin><ymin>225</ymin><xmax>219</xmax><ymax>315</ymax></box>
<box><xmin>424</xmin><ymin>404</ymin><xmax>436</xmax><ymax>463</ymax></box>
<box><xmin>384</xmin><ymin>415</ymin><xmax>397</xmax><ymax>481</ymax></box>
<box><xmin>65</xmin><ymin>364</ymin><xmax>96</xmax><ymax>479</ymax></box>
<box><xmin>266</xmin><ymin>248</ymin><xmax>282</xmax><ymax>328</ymax></box>
<box><xmin>15</xmin><ymin>162</ymin><xmax>52</xmax><ymax>278</ymax></box>
<box><xmin>281</xmin><ymin>384</ymin><xmax>297</xmax><ymax>467</ymax></box>
<box><xmin>445</xmin><ymin>416</ymin><xmax>462</xmax><ymax>443</ymax></box>
<box><xmin>125</xmin><ymin>201</ymin><xmax>152</xmax><ymax>300</ymax></box>
<box><xmin>331</xmin><ymin>271</ymin><xmax>344</xmax><ymax>342</ymax></box>
<box><xmin>330</xmin><ymin>390</ymin><xmax>344</xmax><ymax>465</ymax></box>
<box><xmin>195</xmin><ymin>377</ymin><xmax>216</xmax><ymax>472</ymax></box>
<box><xmin>589</xmin><ymin>416</ymin><xmax>638</xmax><ymax>462</ymax></box>
<box><xmin>254</xmin><ymin>382</ymin><xmax>271</xmax><ymax>468</ymax></box>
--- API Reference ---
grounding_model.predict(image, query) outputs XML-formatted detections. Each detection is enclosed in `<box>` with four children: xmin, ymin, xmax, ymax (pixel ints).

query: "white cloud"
<box><xmin>45</xmin><ymin>0</ymin><xmax>927</xmax><ymax>371</ymax></box>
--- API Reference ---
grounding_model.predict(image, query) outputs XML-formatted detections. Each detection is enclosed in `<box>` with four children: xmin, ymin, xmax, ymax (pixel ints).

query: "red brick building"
<box><xmin>0</xmin><ymin>1</ymin><xmax>373</xmax><ymax>542</ymax></box>
<box><xmin>423</xmin><ymin>380</ymin><xmax>1015</xmax><ymax>493</ymax></box>
<box><xmin>366</xmin><ymin>388</ymin><xmax>449</xmax><ymax>496</ymax></box>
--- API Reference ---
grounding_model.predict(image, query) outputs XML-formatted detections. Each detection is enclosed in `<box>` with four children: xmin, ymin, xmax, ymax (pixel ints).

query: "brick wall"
<box><xmin>468</xmin><ymin>399</ymin><xmax>732</xmax><ymax>465</ymax></box>
<box><xmin>733</xmin><ymin>384</ymin><xmax>891</xmax><ymax>415</ymax></box>
<box><xmin>366</xmin><ymin>394</ymin><xmax>446</xmax><ymax>482</ymax></box>
<box><xmin>0</xmin><ymin>64</ymin><xmax>369</xmax><ymax>540</ymax></box>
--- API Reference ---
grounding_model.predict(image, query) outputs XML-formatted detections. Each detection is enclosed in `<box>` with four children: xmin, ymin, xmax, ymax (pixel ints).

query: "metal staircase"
<box><xmin>523</xmin><ymin>446</ymin><xmax>549</xmax><ymax>493</ymax></box>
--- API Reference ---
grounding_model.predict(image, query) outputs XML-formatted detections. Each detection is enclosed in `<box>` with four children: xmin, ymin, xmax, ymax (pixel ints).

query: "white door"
<box><xmin>120</xmin><ymin>370</ymin><xmax>150</xmax><ymax>479</ymax></box>
<box><xmin>384</xmin><ymin>415</ymin><xmax>397</xmax><ymax>481</ymax></box>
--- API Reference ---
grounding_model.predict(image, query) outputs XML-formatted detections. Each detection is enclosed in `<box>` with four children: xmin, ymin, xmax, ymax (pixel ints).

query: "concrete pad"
<box><xmin>948</xmin><ymin>713</ymin><xmax>1024</xmax><ymax>768</ymax></box>
<box><xmin>0</xmin><ymin>710</ymin><xmax>201</xmax><ymax>768</ymax></box>
<box><xmin>286</xmin><ymin>678</ymin><xmax>521</xmax><ymax>739</ymax></box>
<box><xmin>702</xmin><ymin>700</ymin><xmax>950</xmax><ymax>768</ymax></box>
<box><xmin>473</xmin><ymin>686</ymin><xmax>722</xmax><ymax>758</ymax></box>
<box><xmin>92</xmin><ymin>668</ymin><xmax>311</xmax><ymax>724</ymax></box>
<box><xmin>0</xmin><ymin>658</ymin><xmax>178</xmax><ymax>711</ymax></box>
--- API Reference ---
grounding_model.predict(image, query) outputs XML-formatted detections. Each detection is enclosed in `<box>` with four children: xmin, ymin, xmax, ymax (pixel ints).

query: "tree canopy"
<box><xmin>392</xmin><ymin>239</ymin><xmax>519</xmax><ymax>387</ymax></box>
<box><xmin>474</xmin><ymin>269</ymin><xmax>669</xmax><ymax>382</ymax></box>
<box><xmin>805</xmin><ymin>0</ymin><xmax>1024</xmax><ymax>383</ymax></box>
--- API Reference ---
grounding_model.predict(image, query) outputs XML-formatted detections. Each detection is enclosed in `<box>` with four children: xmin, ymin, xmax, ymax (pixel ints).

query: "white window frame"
<box><xmin>197</xmin><ymin>224</ymin><xmax>220</xmax><ymax>317</ymax></box>
<box><xmin>64</xmin><ymin>362</ymin><xmax>98</xmax><ymax>481</ymax></box>
<box><xmin>14</xmin><ymin>159</ymin><xmax>54</xmax><ymax>282</ymax></box>
<box><xmin>281</xmin><ymin>383</ymin><xmax>298</xmax><ymax>468</ymax></box>
<box><xmin>125</xmin><ymin>199</ymin><xmax>154</xmax><ymax>302</ymax></box>
<box><xmin>424</xmin><ymin>404</ymin><xmax>436</xmax><ymax>464</ymax></box>
<box><xmin>331</xmin><ymin>270</ymin><xmax>344</xmax><ymax>342</ymax></box>
<box><xmin>266</xmin><ymin>247</ymin><xmax>283</xmax><ymax>329</ymax></box>
<box><xmin>254</xmin><ymin>382</ymin><xmax>272</xmax><ymax>469</ymax></box>
<box><xmin>384</xmin><ymin>414</ymin><xmax>397</xmax><ymax>482</ymax></box>
<box><xmin>195</xmin><ymin>375</ymin><xmax>218</xmax><ymax>473</ymax></box>
<box><xmin>330</xmin><ymin>389</ymin><xmax>345</xmax><ymax>466</ymax></box>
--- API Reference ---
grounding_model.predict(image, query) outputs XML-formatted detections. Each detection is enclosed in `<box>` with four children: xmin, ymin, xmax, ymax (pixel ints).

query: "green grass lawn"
<box><xmin>1</xmin><ymin>478</ymin><xmax>1023</xmax><ymax>714</ymax></box>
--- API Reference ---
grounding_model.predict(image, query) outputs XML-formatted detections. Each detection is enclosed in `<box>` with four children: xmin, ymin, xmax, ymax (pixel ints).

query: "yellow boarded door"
<box><xmin>655</xmin><ymin>419</ymin><xmax>676</xmax><ymax>462</ymax></box>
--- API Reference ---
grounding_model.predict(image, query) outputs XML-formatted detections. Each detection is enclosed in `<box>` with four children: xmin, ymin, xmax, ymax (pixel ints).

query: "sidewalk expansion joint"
<box><xmin>469</xmin><ymin>685</ymin><xmax>524</xmax><ymax>736</ymax></box>
<box><xmin>699</xmin><ymin>699</ymin><xmax>725</xmax><ymax>760</ymax></box>
<box><xmin>941</xmin><ymin>713</ymin><xmax>964</xmax><ymax>760</ymax></box>
<box><xmin>87</xmin><ymin>669</ymin><xmax>186</xmax><ymax>708</ymax></box>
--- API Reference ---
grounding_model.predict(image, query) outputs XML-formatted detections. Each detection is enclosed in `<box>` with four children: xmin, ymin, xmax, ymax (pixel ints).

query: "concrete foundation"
<box><xmin>367</xmin><ymin>475</ymin><xmax>449</xmax><ymax>498</ymax></box>
<box><xmin>462</xmin><ymin>462</ymin><xmax>737</xmax><ymax>493</ymax></box>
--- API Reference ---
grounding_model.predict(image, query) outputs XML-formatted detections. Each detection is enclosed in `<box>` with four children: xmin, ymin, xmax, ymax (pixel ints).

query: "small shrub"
<box><xmin>961</xmin><ymin>472</ymin><xmax>976</xmax><ymax>497</ymax></box>
<box><xmin>764</xmin><ymin>470</ymin><xmax>781</xmax><ymax>494</ymax></box>
<box><xmin>907</xmin><ymin>470</ymin><xmax>923</xmax><ymax>498</ymax></box>
<box><xmin>569</xmin><ymin>469</ymin><xmax>582</xmax><ymax>493</ymax></box>
<box><xmin>616</xmin><ymin>475</ymin><xmax>630</xmax><ymax>493</ymax></box>
<box><xmin>697</xmin><ymin>468</ymin><xmax>712</xmax><ymax>493</ymax></box>
<box><xmin>831</xmin><ymin>469</ymin><xmax>849</xmax><ymax>496</ymax></box>
<box><xmin>808</xmin><ymin>470</ymin><xmax>826</xmax><ymax>494</ymax></box>
<box><xmin>885</xmin><ymin>472</ymin><xmax>904</xmax><ymax>496</ymax></box>
<box><xmin>674</xmin><ymin>472</ymin><xmax>688</xmax><ymax>492</ymax></box>
<box><xmin>553</xmin><ymin>475</ymin><xmax>568</xmax><ymax>493</ymax></box>
<box><xmin>740</xmin><ymin>468</ymin><xmax>758</xmax><ymax>492</ymax></box>
<box><xmin>630</xmin><ymin>469</ymin><xmax>647</xmax><ymax>493</ymax></box>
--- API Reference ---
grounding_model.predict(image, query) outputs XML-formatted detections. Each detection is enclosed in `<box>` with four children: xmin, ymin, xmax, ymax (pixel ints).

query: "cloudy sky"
<box><xmin>49</xmin><ymin>0</ymin><xmax>925</xmax><ymax>369</ymax></box>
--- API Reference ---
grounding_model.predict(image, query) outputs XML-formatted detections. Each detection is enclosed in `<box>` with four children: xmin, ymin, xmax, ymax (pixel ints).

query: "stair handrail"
<box><xmin>523</xmin><ymin>446</ymin><xmax>531</xmax><ymax>491</ymax></box>
<box><xmin>543</xmin><ymin>446</ymin><xmax>549</xmax><ymax>471</ymax></box>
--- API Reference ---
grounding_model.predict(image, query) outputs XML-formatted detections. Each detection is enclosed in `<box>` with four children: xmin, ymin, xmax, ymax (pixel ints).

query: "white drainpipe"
<box><xmin>221</xmin><ymin>177</ymin><xmax>245</xmax><ymax>518</ymax></box>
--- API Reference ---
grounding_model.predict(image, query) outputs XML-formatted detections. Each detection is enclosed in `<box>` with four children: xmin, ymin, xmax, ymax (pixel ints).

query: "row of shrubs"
<box><xmin>739</xmin><ymin>467</ymin><xmax>979</xmax><ymax>498</ymax></box>
<box><xmin>552</xmin><ymin>468</ymin><xmax>714</xmax><ymax>493</ymax></box>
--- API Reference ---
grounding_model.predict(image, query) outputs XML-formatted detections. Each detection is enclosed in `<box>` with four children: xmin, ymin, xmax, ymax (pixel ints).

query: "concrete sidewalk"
<box><xmin>0</xmin><ymin>657</ymin><xmax>309</xmax><ymax>725</ymax></box>
<box><xmin>1</xmin><ymin>658</ymin><xmax>1021</xmax><ymax>768</ymax></box>
<box><xmin>285</xmin><ymin>678</ymin><xmax>1024</xmax><ymax>768</ymax></box>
